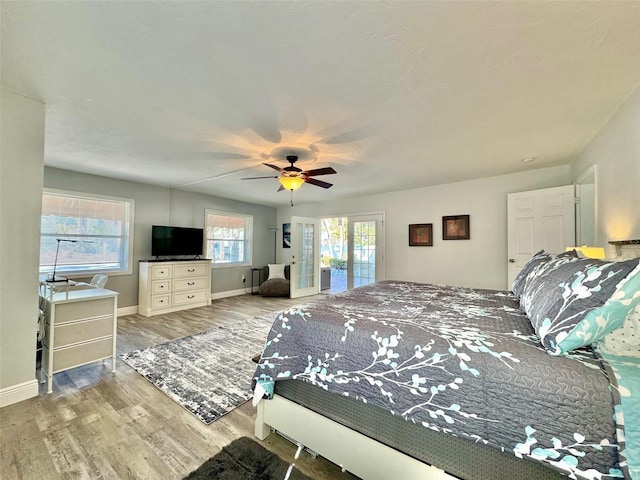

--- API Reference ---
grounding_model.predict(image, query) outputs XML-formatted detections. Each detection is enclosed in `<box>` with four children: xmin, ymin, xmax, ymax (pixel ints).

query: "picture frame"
<box><xmin>282</xmin><ymin>223</ymin><xmax>291</xmax><ymax>248</ymax></box>
<box><xmin>409</xmin><ymin>223</ymin><xmax>433</xmax><ymax>246</ymax></box>
<box><xmin>442</xmin><ymin>215</ymin><xmax>470</xmax><ymax>240</ymax></box>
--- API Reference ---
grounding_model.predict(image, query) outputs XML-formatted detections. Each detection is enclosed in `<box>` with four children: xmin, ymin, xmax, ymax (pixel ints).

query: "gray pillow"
<box><xmin>512</xmin><ymin>250</ymin><xmax>579</xmax><ymax>300</ymax></box>
<box><xmin>521</xmin><ymin>255</ymin><xmax>640</xmax><ymax>354</ymax></box>
<box><xmin>511</xmin><ymin>250</ymin><xmax>551</xmax><ymax>299</ymax></box>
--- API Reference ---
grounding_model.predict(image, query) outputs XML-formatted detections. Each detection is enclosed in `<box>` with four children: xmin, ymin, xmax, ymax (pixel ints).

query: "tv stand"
<box><xmin>138</xmin><ymin>259</ymin><xmax>211</xmax><ymax>317</ymax></box>
<box><xmin>149</xmin><ymin>256</ymin><xmax>202</xmax><ymax>262</ymax></box>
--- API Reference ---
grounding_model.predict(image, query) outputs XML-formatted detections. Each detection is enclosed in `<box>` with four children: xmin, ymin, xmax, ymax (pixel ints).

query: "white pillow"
<box><xmin>267</xmin><ymin>263</ymin><xmax>286</xmax><ymax>280</ymax></box>
<box><xmin>597</xmin><ymin>305</ymin><xmax>640</xmax><ymax>358</ymax></box>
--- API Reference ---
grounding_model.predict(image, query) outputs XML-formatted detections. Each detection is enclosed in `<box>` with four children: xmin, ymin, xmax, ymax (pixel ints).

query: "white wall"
<box><xmin>0</xmin><ymin>89</ymin><xmax>45</xmax><ymax>404</ymax></box>
<box><xmin>277</xmin><ymin>165</ymin><xmax>571</xmax><ymax>290</ymax></box>
<box><xmin>44</xmin><ymin>168</ymin><xmax>278</xmax><ymax>307</ymax></box>
<box><xmin>572</xmin><ymin>85</ymin><xmax>640</xmax><ymax>255</ymax></box>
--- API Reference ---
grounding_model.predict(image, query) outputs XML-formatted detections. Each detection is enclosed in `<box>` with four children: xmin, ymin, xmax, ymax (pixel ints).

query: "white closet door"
<box><xmin>507</xmin><ymin>185</ymin><xmax>575</xmax><ymax>288</ymax></box>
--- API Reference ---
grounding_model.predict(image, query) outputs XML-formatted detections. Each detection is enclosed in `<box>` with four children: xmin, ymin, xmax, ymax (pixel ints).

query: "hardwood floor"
<box><xmin>0</xmin><ymin>294</ymin><xmax>357</xmax><ymax>480</ymax></box>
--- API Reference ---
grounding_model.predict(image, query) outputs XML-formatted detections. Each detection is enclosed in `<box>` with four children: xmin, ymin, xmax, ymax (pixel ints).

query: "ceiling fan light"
<box><xmin>279</xmin><ymin>176</ymin><xmax>304</xmax><ymax>191</ymax></box>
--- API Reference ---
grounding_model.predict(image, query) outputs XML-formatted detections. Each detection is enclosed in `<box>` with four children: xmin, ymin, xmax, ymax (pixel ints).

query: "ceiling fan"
<box><xmin>242</xmin><ymin>155</ymin><xmax>337</xmax><ymax>192</ymax></box>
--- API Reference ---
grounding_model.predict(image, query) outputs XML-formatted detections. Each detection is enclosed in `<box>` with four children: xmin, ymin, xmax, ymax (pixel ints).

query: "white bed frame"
<box><xmin>255</xmin><ymin>394</ymin><xmax>458</xmax><ymax>480</ymax></box>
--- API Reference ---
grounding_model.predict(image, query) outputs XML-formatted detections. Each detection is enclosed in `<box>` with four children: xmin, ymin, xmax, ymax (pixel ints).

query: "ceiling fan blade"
<box><xmin>263</xmin><ymin>163</ymin><xmax>284</xmax><ymax>172</ymax></box>
<box><xmin>302</xmin><ymin>167</ymin><xmax>337</xmax><ymax>177</ymax></box>
<box><xmin>241</xmin><ymin>175</ymin><xmax>279</xmax><ymax>180</ymax></box>
<box><xmin>277</xmin><ymin>185</ymin><xmax>285</xmax><ymax>192</ymax></box>
<box><xmin>304</xmin><ymin>177</ymin><xmax>333</xmax><ymax>189</ymax></box>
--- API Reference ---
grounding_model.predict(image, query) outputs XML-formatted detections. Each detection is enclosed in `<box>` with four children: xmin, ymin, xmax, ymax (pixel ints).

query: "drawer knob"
<box><xmin>188</xmin><ymin>269</ymin><xmax>195</xmax><ymax>272</ymax></box>
<box><xmin>187</xmin><ymin>295</ymin><xmax>195</xmax><ymax>299</ymax></box>
<box><xmin>187</xmin><ymin>282</ymin><xmax>195</xmax><ymax>286</ymax></box>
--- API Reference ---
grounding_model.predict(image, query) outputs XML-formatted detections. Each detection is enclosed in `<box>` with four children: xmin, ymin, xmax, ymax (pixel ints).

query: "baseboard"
<box><xmin>211</xmin><ymin>288</ymin><xmax>255</xmax><ymax>300</ymax></box>
<box><xmin>0</xmin><ymin>379</ymin><xmax>39</xmax><ymax>408</ymax></box>
<box><xmin>125</xmin><ymin>289</ymin><xmax>256</xmax><ymax>316</ymax></box>
<box><xmin>118</xmin><ymin>305</ymin><xmax>138</xmax><ymax>317</ymax></box>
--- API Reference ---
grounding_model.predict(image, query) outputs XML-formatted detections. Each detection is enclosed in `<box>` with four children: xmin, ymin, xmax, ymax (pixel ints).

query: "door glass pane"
<box><xmin>353</xmin><ymin>220</ymin><xmax>376</xmax><ymax>287</ymax></box>
<box><xmin>296</xmin><ymin>221</ymin><xmax>315</xmax><ymax>289</ymax></box>
<box><xmin>320</xmin><ymin>217</ymin><xmax>348</xmax><ymax>294</ymax></box>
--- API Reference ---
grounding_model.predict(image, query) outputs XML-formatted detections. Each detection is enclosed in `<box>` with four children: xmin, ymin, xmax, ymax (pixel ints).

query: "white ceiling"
<box><xmin>3</xmin><ymin>1</ymin><xmax>640</xmax><ymax>207</ymax></box>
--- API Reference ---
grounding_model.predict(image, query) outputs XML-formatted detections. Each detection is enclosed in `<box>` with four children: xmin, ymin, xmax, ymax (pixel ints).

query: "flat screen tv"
<box><xmin>151</xmin><ymin>225</ymin><xmax>204</xmax><ymax>257</ymax></box>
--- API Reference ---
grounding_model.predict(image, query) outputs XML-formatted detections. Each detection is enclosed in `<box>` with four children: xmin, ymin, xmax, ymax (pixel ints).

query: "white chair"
<box><xmin>90</xmin><ymin>274</ymin><xmax>108</xmax><ymax>288</ymax></box>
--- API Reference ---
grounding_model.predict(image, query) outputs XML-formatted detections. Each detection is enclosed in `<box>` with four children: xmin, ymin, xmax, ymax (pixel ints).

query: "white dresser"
<box><xmin>138</xmin><ymin>260</ymin><xmax>211</xmax><ymax>317</ymax></box>
<box><xmin>40</xmin><ymin>285</ymin><xmax>118</xmax><ymax>394</ymax></box>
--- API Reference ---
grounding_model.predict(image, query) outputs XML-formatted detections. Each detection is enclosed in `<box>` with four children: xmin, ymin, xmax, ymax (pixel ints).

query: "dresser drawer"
<box><xmin>52</xmin><ymin>337</ymin><xmax>113</xmax><ymax>373</ymax></box>
<box><xmin>173</xmin><ymin>263</ymin><xmax>208</xmax><ymax>278</ymax></box>
<box><xmin>172</xmin><ymin>290</ymin><xmax>207</xmax><ymax>306</ymax></box>
<box><xmin>53</xmin><ymin>298</ymin><xmax>115</xmax><ymax>325</ymax></box>
<box><xmin>173</xmin><ymin>277</ymin><xmax>207</xmax><ymax>292</ymax></box>
<box><xmin>151</xmin><ymin>265</ymin><xmax>172</xmax><ymax>279</ymax></box>
<box><xmin>152</xmin><ymin>280</ymin><xmax>171</xmax><ymax>294</ymax></box>
<box><xmin>52</xmin><ymin>316</ymin><xmax>113</xmax><ymax>348</ymax></box>
<box><xmin>152</xmin><ymin>295</ymin><xmax>171</xmax><ymax>309</ymax></box>
<box><xmin>138</xmin><ymin>260</ymin><xmax>210</xmax><ymax>317</ymax></box>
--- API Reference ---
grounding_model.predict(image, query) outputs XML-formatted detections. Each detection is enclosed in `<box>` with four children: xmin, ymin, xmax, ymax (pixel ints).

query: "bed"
<box><xmin>252</xmin><ymin>252</ymin><xmax>640</xmax><ymax>480</ymax></box>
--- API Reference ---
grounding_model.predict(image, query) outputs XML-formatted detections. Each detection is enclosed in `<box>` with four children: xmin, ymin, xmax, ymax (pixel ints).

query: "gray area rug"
<box><xmin>120</xmin><ymin>312</ymin><xmax>278</xmax><ymax>424</ymax></box>
<box><xmin>184</xmin><ymin>437</ymin><xmax>309</xmax><ymax>480</ymax></box>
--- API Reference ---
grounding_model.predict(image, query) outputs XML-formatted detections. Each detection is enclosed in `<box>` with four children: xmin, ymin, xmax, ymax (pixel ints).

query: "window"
<box><xmin>205</xmin><ymin>210</ymin><xmax>252</xmax><ymax>267</ymax></box>
<box><xmin>40</xmin><ymin>189</ymin><xmax>134</xmax><ymax>276</ymax></box>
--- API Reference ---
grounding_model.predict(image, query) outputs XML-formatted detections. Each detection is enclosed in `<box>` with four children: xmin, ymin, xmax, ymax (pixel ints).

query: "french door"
<box><xmin>290</xmin><ymin>216</ymin><xmax>320</xmax><ymax>298</ymax></box>
<box><xmin>347</xmin><ymin>214</ymin><xmax>384</xmax><ymax>290</ymax></box>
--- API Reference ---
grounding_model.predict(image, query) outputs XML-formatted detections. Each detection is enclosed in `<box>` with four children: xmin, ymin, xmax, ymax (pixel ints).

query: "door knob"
<box><xmin>509</xmin><ymin>258</ymin><xmax>515</xmax><ymax>263</ymax></box>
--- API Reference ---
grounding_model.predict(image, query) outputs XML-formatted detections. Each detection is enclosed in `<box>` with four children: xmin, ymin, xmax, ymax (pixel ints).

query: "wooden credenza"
<box><xmin>40</xmin><ymin>285</ymin><xmax>118</xmax><ymax>394</ymax></box>
<box><xmin>138</xmin><ymin>260</ymin><xmax>211</xmax><ymax>317</ymax></box>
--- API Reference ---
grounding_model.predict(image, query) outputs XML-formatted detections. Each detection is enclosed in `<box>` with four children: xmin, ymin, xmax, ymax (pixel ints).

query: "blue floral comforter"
<box><xmin>252</xmin><ymin>281</ymin><xmax>630</xmax><ymax>480</ymax></box>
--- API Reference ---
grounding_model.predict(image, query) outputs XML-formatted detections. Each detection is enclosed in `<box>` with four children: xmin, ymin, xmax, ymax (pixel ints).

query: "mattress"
<box><xmin>275</xmin><ymin>379</ymin><xmax>566</xmax><ymax>480</ymax></box>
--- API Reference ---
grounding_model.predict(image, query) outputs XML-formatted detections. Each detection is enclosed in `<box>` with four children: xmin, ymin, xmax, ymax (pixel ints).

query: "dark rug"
<box><xmin>120</xmin><ymin>312</ymin><xmax>279</xmax><ymax>424</ymax></box>
<box><xmin>184</xmin><ymin>437</ymin><xmax>309</xmax><ymax>480</ymax></box>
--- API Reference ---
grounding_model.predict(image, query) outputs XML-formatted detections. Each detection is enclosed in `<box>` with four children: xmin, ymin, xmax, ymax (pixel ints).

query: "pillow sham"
<box><xmin>267</xmin><ymin>263</ymin><xmax>286</xmax><ymax>280</ymax></box>
<box><xmin>595</xmin><ymin>265</ymin><xmax>640</xmax><ymax>358</ymax></box>
<box><xmin>512</xmin><ymin>250</ymin><xmax>577</xmax><ymax>300</ymax></box>
<box><xmin>521</xmin><ymin>256</ymin><xmax>640</xmax><ymax>355</ymax></box>
<box><xmin>597</xmin><ymin>304</ymin><xmax>640</xmax><ymax>358</ymax></box>
<box><xmin>511</xmin><ymin>250</ymin><xmax>551</xmax><ymax>299</ymax></box>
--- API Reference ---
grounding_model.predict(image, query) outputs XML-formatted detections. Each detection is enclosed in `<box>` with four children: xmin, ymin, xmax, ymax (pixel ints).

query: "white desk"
<box><xmin>39</xmin><ymin>283</ymin><xmax>118</xmax><ymax>393</ymax></box>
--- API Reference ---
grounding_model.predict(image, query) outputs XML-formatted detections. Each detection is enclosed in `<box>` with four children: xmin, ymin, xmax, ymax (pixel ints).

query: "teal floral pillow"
<box><xmin>511</xmin><ymin>250</ymin><xmax>551</xmax><ymax>299</ymax></box>
<box><xmin>512</xmin><ymin>250</ymin><xmax>579</xmax><ymax>300</ymax></box>
<box><xmin>521</xmin><ymin>256</ymin><xmax>640</xmax><ymax>355</ymax></box>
